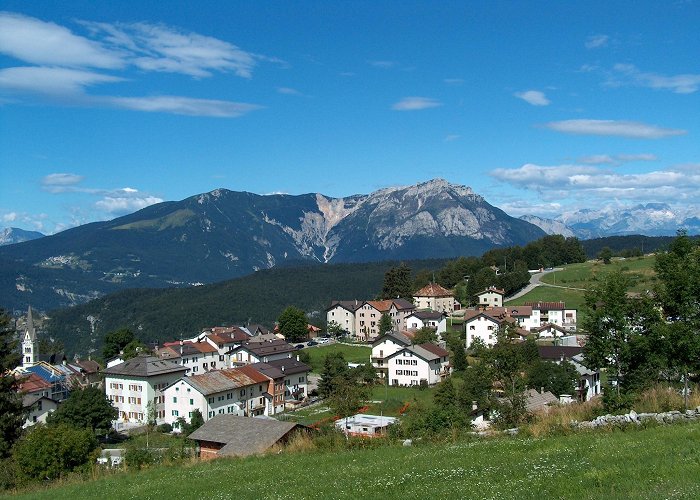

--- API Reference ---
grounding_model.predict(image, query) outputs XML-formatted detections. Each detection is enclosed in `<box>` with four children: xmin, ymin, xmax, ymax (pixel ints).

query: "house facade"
<box><xmin>163</xmin><ymin>365</ymin><xmax>272</xmax><ymax>425</ymax></box>
<box><xmin>325</xmin><ymin>301</ymin><xmax>362</xmax><ymax>335</ymax></box>
<box><xmin>525</xmin><ymin>301</ymin><xmax>577</xmax><ymax>331</ymax></box>
<box><xmin>229</xmin><ymin>339</ymin><xmax>296</xmax><ymax>366</ymax></box>
<box><xmin>355</xmin><ymin>299</ymin><xmax>415</xmax><ymax>341</ymax></box>
<box><xmin>104</xmin><ymin>355</ymin><xmax>188</xmax><ymax>426</ymax></box>
<box><xmin>386</xmin><ymin>343</ymin><xmax>450</xmax><ymax>386</ymax></box>
<box><xmin>250</xmin><ymin>358</ymin><xmax>311</xmax><ymax>412</ymax></box>
<box><xmin>22</xmin><ymin>394</ymin><xmax>58</xmax><ymax>428</ymax></box>
<box><xmin>413</xmin><ymin>283</ymin><xmax>456</xmax><ymax>314</ymax></box>
<box><xmin>371</xmin><ymin>331</ymin><xmax>412</xmax><ymax>378</ymax></box>
<box><xmin>405</xmin><ymin>310</ymin><xmax>447</xmax><ymax>335</ymax></box>
<box><xmin>476</xmin><ymin>286</ymin><xmax>505</xmax><ymax>308</ymax></box>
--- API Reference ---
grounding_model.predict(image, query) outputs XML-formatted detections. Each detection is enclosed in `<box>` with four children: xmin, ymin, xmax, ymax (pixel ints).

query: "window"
<box><xmin>208</xmin><ymin>397</ymin><xmax>214</xmax><ymax>404</ymax></box>
<box><xmin>172</xmin><ymin>397</ymin><xmax>177</xmax><ymax>403</ymax></box>
<box><xmin>172</xmin><ymin>410</ymin><xmax>179</xmax><ymax>416</ymax></box>
<box><xmin>219</xmin><ymin>355</ymin><xmax>224</xmax><ymax>361</ymax></box>
<box><xmin>37</xmin><ymin>401</ymin><xmax>42</xmax><ymax>411</ymax></box>
<box><xmin>189</xmin><ymin>399</ymin><xmax>194</xmax><ymax>405</ymax></box>
<box><xmin>299</xmin><ymin>376</ymin><xmax>304</xmax><ymax>383</ymax></box>
<box><xmin>240</xmin><ymin>389</ymin><xmax>246</xmax><ymax>396</ymax></box>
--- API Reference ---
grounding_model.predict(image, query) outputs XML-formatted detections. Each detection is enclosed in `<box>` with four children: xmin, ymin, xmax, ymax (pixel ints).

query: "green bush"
<box><xmin>158</xmin><ymin>423</ymin><xmax>173</xmax><ymax>433</ymax></box>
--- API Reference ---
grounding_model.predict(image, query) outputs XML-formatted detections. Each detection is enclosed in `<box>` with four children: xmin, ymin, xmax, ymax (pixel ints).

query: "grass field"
<box><xmin>17</xmin><ymin>422</ymin><xmax>700</xmax><ymax>499</ymax></box>
<box><xmin>507</xmin><ymin>255</ymin><xmax>657</xmax><ymax>327</ymax></box>
<box><xmin>301</xmin><ymin>343</ymin><xmax>372</xmax><ymax>373</ymax></box>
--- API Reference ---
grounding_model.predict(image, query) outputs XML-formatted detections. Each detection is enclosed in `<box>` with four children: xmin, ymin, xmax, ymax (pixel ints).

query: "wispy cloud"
<box><xmin>578</xmin><ymin>153</ymin><xmax>658</xmax><ymax>165</ymax></box>
<box><xmin>607</xmin><ymin>63</ymin><xmax>700</xmax><ymax>94</ymax></box>
<box><xmin>0</xmin><ymin>12</ymin><xmax>269</xmax><ymax>116</ymax></box>
<box><xmin>514</xmin><ymin>90</ymin><xmax>550</xmax><ymax>106</ymax></box>
<box><xmin>0</xmin><ymin>66</ymin><xmax>123</xmax><ymax>95</ymax></box>
<box><xmin>0</xmin><ymin>12</ymin><xmax>123</xmax><ymax>68</ymax></box>
<box><xmin>109</xmin><ymin>96</ymin><xmax>262</xmax><ymax>117</ymax></box>
<box><xmin>41</xmin><ymin>173</ymin><xmax>85</xmax><ymax>192</ymax></box>
<box><xmin>585</xmin><ymin>34</ymin><xmax>609</xmax><ymax>49</ymax></box>
<box><xmin>392</xmin><ymin>96</ymin><xmax>442</xmax><ymax>111</ymax></box>
<box><xmin>444</xmin><ymin>134</ymin><xmax>460</xmax><ymax>142</ymax></box>
<box><xmin>276</xmin><ymin>87</ymin><xmax>302</xmax><ymax>96</ymax></box>
<box><xmin>443</xmin><ymin>78</ymin><xmax>464</xmax><ymax>86</ymax></box>
<box><xmin>544</xmin><ymin>119</ymin><xmax>686</xmax><ymax>139</ymax></box>
<box><xmin>369</xmin><ymin>60</ymin><xmax>397</xmax><ymax>69</ymax></box>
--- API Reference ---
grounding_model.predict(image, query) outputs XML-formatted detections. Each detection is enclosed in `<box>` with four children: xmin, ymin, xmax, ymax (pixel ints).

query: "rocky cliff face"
<box><xmin>0</xmin><ymin>179</ymin><xmax>545</xmax><ymax>311</ymax></box>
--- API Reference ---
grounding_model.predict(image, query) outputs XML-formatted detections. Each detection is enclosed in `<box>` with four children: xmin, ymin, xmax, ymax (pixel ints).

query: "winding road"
<box><xmin>504</xmin><ymin>267</ymin><xmax>585</xmax><ymax>303</ymax></box>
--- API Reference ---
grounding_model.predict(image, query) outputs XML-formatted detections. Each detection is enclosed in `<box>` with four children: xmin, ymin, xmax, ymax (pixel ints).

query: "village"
<box><xmin>10</xmin><ymin>274</ymin><xmax>603</xmax><ymax>462</ymax></box>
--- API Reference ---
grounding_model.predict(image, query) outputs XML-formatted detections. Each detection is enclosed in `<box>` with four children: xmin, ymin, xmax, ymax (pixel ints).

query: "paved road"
<box><xmin>504</xmin><ymin>268</ymin><xmax>559</xmax><ymax>302</ymax></box>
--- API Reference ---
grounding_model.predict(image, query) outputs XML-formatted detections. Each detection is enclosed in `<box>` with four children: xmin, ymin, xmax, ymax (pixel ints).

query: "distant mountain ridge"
<box><xmin>0</xmin><ymin>227</ymin><xmax>44</xmax><ymax>246</ymax></box>
<box><xmin>522</xmin><ymin>204</ymin><xmax>700</xmax><ymax>239</ymax></box>
<box><xmin>0</xmin><ymin>179</ymin><xmax>545</xmax><ymax>312</ymax></box>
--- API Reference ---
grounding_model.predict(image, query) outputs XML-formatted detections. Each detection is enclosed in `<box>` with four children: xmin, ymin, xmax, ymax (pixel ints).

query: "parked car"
<box><xmin>295</xmin><ymin>344</ymin><xmax>305</xmax><ymax>350</ymax></box>
<box><xmin>315</xmin><ymin>338</ymin><xmax>331</xmax><ymax>344</ymax></box>
<box><xmin>307</xmin><ymin>340</ymin><xmax>319</xmax><ymax>346</ymax></box>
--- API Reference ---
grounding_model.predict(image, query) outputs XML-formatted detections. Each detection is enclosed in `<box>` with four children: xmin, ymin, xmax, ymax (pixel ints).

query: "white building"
<box><xmin>251</xmin><ymin>358</ymin><xmax>311</xmax><ymax>413</ymax></box>
<box><xmin>476</xmin><ymin>287</ymin><xmax>505</xmax><ymax>308</ymax></box>
<box><xmin>405</xmin><ymin>310</ymin><xmax>447</xmax><ymax>335</ymax></box>
<box><xmin>335</xmin><ymin>414</ymin><xmax>397</xmax><ymax>437</ymax></box>
<box><xmin>371</xmin><ymin>331</ymin><xmax>412</xmax><ymax>378</ymax></box>
<box><xmin>22</xmin><ymin>394</ymin><xmax>58</xmax><ymax>428</ymax></box>
<box><xmin>524</xmin><ymin>301</ymin><xmax>577</xmax><ymax>331</ymax></box>
<box><xmin>163</xmin><ymin>365</ymin><xmax>272</xmax><ymax>425</ymax></box>
<box><xmin>156</xmin><ymin>340</ymin><xmax>222</xmax><ymax>375</ymax></box>
<box><xmin>386</xmin><ymin>343</ymin><xmax>450</xmax><ymax>386</ymax></box>
<box><xmin>326</xmin><ymin>301</ymin><xmax>363</xmax><ymax>335</ymax></box>
<box><xmin>104</xmin><ymin>355</ymin><xmax>188</xmax><ymax>426</ymax></box>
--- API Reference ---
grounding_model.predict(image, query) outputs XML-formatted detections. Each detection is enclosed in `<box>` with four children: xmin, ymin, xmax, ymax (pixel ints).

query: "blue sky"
<box><xmin>1</xmin><ymin>1</ymin><xmax>698</xmax><ymax>234</ymax></box>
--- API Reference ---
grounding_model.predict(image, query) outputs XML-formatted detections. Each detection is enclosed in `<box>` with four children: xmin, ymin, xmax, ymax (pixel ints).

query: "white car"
<box><xmin>315</xmin><ymin>337</ymin><xmax>331</xmax><ymax>344</ymax></box>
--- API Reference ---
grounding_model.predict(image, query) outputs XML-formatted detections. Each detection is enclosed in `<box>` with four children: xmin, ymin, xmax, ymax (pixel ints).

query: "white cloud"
<box><xmin>585</xmin><ymin>34</ymin><xmax>609</xmax><ymax>49</ymax></box>
<box><xmin>578</xmin><ymin>153</ymin><xmax>658</xmax><ymax>165</ymax></box>
<box><xmin>95</xmin><ymin>193</ymin><xmax>163</xmax><ymax>214</ymax></box>
<box><xmin>544</xmin><ymin>119</ymin><xmax>686</xmax><ymax>139</ymax></box>
<box><xmin>2</xmin><ymin>212</ymin><xmax>17</xmax><ymax>223</ymax></box>
<box><xmin>369</xmin><ymin>60</ymin><xmax>396</xmax><ymax>69</ymax></box>
<box><xmin>392</xmin><ymin>97</ymin><xmax>442</xmax><ymax>111</ymax></box>
<box><xmin>514</xmin><ymin>90</ymin><xmax>550</xmax><ymax>106</ymax></box>
<box><xmin>444</xmin><ymin>134</ymin><xmax>460</xmax><ymax>142</ymax></box>
<box><xmin>41</xmin><ymin>173</ymin><xmax>85</xmax><ymax>192</ymax></box>
<box><xmin>0</xmin><ymin>12</ymin><xmax>123</xmax><ymax>68</ymax></box>
<box><xmin>443</xmin><ymin>78</ymin><xmax>464</xmax><ymax>86</ymax></box>
<box><xmin>276</xmin><ymin>87</ymin><xmax>301</xmax><ymax>96</ymax></box>
<box><xmin>608</xmin><ymin>63</ymin><xmax>700</xmax><ymax>94</ymax></box>
<box><xmin>490</xmin><ymin>163</ymin><xmax>700</xmax><ymax>206</ymax></box>
<box><xmin>0</xmin><ymin>66</ymin><xmax>123</xmax><ymax>95</ymax></box>
<box><xmin>109</xmin><ymin>95</ymin><xmax>262</xmax><ymax>117</ymax></box>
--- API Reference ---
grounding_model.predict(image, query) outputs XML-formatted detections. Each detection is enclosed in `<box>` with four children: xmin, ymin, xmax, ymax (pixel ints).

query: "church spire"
<box><xmin>22</xmin><ymin>305</ymin><xmax>38</xmax><ymax>368</ymax></box>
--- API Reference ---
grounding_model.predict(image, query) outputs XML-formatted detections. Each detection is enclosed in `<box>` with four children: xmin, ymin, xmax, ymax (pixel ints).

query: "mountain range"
<box><xmin>0</xmin><ymin>179</ymin><xmax>544</xmax><ymax>312</ymax></box>
<box><xmin>0</xmin><ymin>227</ymin><xmax>44</xmax><ymax>246</ymax></box>
<box><xmin>521</xmin><ymin>204</ymin><xmax>700</xmax><ymax>239</ymax></box>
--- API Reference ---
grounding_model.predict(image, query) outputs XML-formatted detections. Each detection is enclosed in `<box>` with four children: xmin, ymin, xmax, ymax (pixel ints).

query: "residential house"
<box><xmin>525</xmin><ymin>301</ymin><xmax>577</xmax><ymax>332</ymax></box>
<box><xmin>413</xmin><ymin>283</ymin><xmax>456</xmax><ymax>313</ymax></box>
<box><xmin>104</xmin><ymin>355</ymin><xmax>188</xmax><ymax>426</ymax></box>
<box><xmin>355</xmin><ymin>299</ymin><xmax>416</xmax><ymax>342</ymax></box>
<box><xmin>250</xmin><ymin>358</ymin><xmax>311</xmax><ymax>413</ymax></box>
<box><xmin>15</xmin><ymin>362</ymin><xmax>69</xmax><ymax>401</ymax></box>
<box><xmin>524</xmin><ymin>388</ymin><xmax>559</xmax><ymax>413</ymax></box>
<box><xmin>531</xmin><ymin>323</ymin><xmax>569</xmax><ymax>340</ymax></box>
<box><xmin>156</xmin><ymin>340</ymin><xmax>221</xmax><ymax>375</ymax></box>
<box><xmin>163</xmin><ymin>365</ymin><xmax>272</xmax><ymax>425</ymax></box>
<box><xmin>476</xmin><ymin>286</ymin><xmax>505</xmax><ymax>308</ymax></box>
<box><xmin>335</xmin><ymin>414</ymin><xmax>397</xmax><ymax>437</ymax></box>
<box><xmin>188</xmin><ymin>414</ymin><xmax>309</xmax><ymax>460</ymax></box>
<box><xmin>537</xmin><ymin>346</ymin><xmax>601</xmax><ymax>401</ymax></box>
<box><xmin>326</xmin><ymin>300</ymin><xmax>363</xmax><ymax>335</ymax></box>
<box><xmin>22</xmin><ymin>394</ymin><xmax>58</xmax><ymax>428</ymax></box>
<box><xmin>229</xmin><ymin>339</ymin><xmax>296</xmax><ymax>366</ymax></box>
<box><xmin>386</xmin><ymin>343</ymin><xmax>450</xmax><ymax>386</ymax></box>
<box><xmin>405</xmin><ymin>310</ymin><xmax>447</xmax><ymax>336</ymax></box>
<box><xmin>203</xmin><ymin>326</ymin><xmax>252</xmax><ymax>355</ymax></box>
<box><xmin>371</xmin><ymin>331</ymin><xmax>412</xmax><ymax>379</ymax></box>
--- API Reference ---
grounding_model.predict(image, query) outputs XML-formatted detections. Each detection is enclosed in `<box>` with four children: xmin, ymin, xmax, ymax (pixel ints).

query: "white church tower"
<box><xmin>21</xmin><ymin>306</ymin><xmax>38</xmax><ymax>368</ymax></box>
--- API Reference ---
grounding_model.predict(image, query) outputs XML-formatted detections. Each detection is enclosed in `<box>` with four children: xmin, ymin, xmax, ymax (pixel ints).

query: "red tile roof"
<box><xmin>17</xmin><ymin>373</ymin><xmax>52</xmax><ymax>393</ymax></box>
<box><xmin>414</xmin><ymin>283</ymin><xmax>453</xmax><ymax>298</ymax></box>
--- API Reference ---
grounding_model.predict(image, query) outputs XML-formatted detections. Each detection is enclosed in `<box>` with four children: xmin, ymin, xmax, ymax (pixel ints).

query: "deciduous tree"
<box><xmin>277</xmin><ymin>306</ymin><xmax>309</xmax><ymax>343</ymax></box>
<box><xmin>47</xmin><ymin>386</ymin><xmax>117</xmax><ymax>434</ymax></box>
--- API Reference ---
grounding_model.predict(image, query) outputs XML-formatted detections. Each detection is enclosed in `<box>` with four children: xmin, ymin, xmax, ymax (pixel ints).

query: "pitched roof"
<box><xmin>388</xmin><ymin>343</ymin><xmax>449</xmax><ymax>362</ymax></box>
<box><xmin>478</xmin><ymin>286</ymin><xmax>505</xmax><ymax>296</ymax></box>
<box><xmin>22</xmin><ymin>393</ymin><xmax>57</xmax><ymax>408</ymax></box>
<box><xmin>531</xmin><ymin>323</ymin><xmax>569</xmax><ymax>335</ymax></box>
<box><xmin>414</xmin><ymin>283</ymin><xmax>453</xmax><ymax>297</ymax></box>
<box><xmin>17</xmin><ymin>373</ymin><xmax>52</xmax><ymax>393</ymax></box>
<box><xmin>250</xmin><ymin>358</ymin><xmax>311</xmax><ymax>379</ymax></box>
<box><xmin>229</xmin><ymin>339</ymin><xmax>295</xmax><ymax>357</ymax></box>
<box><xmin>372</xmin><ymin>331</ymin><xmax>412</xmax><ymax>347</ymax></box>
<box><xmin>524</xmin><ymin>388</ymin><xmax>559</xmax><ymax>412</ymax></box>
<box><xmin>103</xmin><ymin>355</ymin><xmax>187</xmax><ymax>378</ymax></box>
<box><xmin>525</xmin><ymin>301</ymin><xmax>567</xmax><ymax>311</ymax></box>
<box><xmin>181</xmin><ymin>366</ymin><xmax>269</xmax><ymax>396</ymax></box>
<box><xmin>408</xmin><ymin>310</ymin><xmax>446</xmax><ymax>321</ymax></box>
<box><xmin>74</xmin><ymin>359</ymin><xmax>100</xmax><ymax>373</ymax></box>
<box><xmin>207</xmin><ymin>327</ymin><xmax>250</xmax><ymax>345</ymax></box>
<box><xmin>326</xmin><ymin>300</ymin><xmax>363</xmax><ymax>313</ymax></box>
<box><xmin>537</xmin><ymin>346</ymin><xmax>584</xmax><ymax>361</ymax></box>
<box><xmin>188</xmin><ymin>415</ymin><xmax>306</xmax><ymax>457</ymax></box>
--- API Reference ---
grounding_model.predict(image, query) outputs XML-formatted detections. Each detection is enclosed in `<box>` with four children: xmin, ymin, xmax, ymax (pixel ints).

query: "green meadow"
<box><xmin>15</xmin><ymin>422</ymin><xmax>700</xmax><ymax>499</ymax></box>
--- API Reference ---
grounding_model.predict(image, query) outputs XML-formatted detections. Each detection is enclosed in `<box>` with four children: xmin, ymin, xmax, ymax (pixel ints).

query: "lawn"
<box><xmin>301</xmin><ymin>343</ymin><xmax>372</xmax><ymax>373</ymax></box>
<box><xmin>18</xmin><ymin>422</ymin><xmax>700</xmax><ymax>499</ymax></box>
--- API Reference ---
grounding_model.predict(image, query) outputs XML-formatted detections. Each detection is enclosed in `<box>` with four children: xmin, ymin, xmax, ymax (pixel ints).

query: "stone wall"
<box><xmin>573</xmin><ymin>407</ymin><xmax>700</xmax><ymax>429</ymax></box>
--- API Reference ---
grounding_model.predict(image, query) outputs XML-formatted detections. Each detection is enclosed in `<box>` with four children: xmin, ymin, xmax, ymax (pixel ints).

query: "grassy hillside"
<box><xmin>15</xmin><ymin>422</ymin><xmax>700</xmax><ymax>499</ymax></box>
<box><xmin>507</xmin><ymin>255</ymin><xmax>657</xmax><ymax>326</ymax></box>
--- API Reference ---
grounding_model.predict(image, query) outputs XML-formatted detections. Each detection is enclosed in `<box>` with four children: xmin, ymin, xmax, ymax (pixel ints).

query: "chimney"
<box><xmin>540</xmin><ymin>386</ymin><xmax>544</xmax><ymax>394</ymax></box>
<box><xmin>281</xmin><ymin>365</ymin><xmax>285</xmax><ymax>373</ymax></box>
<box><xmin>180</xmin><ymin>339</ymin><xmax>184</xmax><ymax>356</ymax></box>
<box><xmin>472</xmin><ymin>400</ymin><xmax>477</xmax><ymax>411</ymax></box>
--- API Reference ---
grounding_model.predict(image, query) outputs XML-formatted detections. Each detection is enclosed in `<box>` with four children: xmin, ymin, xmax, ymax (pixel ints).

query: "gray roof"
<box><xmin>524</xmin><ymin>389</ymin><xmax>559</xmax><ymax>412</ymax></box>
<box><xmin>387</xmin><ymin>343</ymin><xmax>449</xmax><ymax>362</ymax></box>
<box><xmin>229</xmin><ymin>339</ymin><xmax>295</xmax><ymax>357</ymax></box>
<box><xmin>250</xmin><ymin>358</ymin><xmax>311</xmax><ymax>379</ymax></box>
<box><xmin>188</xmin><ymin>415</ymin><xmax>306</xmax><ymax>457</ymax></box>
<box><xmin>103</xmin><ymin>355</ymin><xmax>187</xmax><ymax>378</ymax></box>
<box><xmin>178</xmin><ymin>366</ymin><xmax>270</xmax><ymax>396</ymax></box>
<box><xmin>372</xmin><ymin>331</ymin><xmax>412</xmax><ymax>347</ymax></box>
<box><xmin>571</xmin><ymin>354</ymin><xmax>597</xmax><ymax>376</ymax></box>
<box><xmin>22</xmin><ymin>393</ymin><xmax>57</xmax><ymax>408</ymax></box>
<box><xmin>408</xmin><ymin>310</ymin><xmax>446</xmax><ymax>321</ymax></box>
